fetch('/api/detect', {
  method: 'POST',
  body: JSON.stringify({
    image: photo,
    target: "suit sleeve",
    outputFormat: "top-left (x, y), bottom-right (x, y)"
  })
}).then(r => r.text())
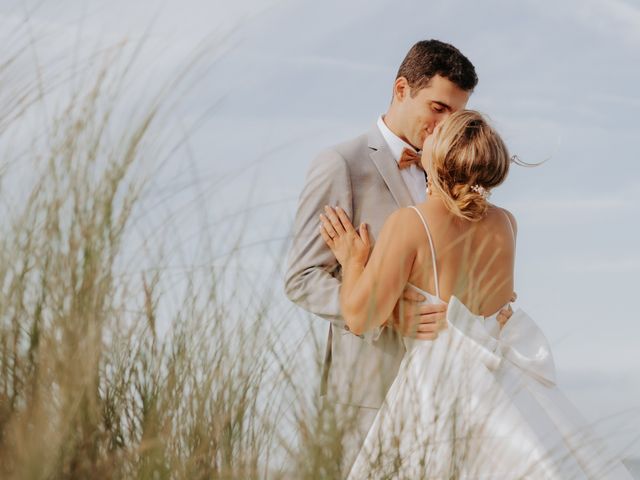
top-left (284, 149), bottom-right (352, 329)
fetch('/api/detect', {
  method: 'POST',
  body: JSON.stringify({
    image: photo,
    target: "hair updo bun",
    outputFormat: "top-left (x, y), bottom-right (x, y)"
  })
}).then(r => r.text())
top-left (426, 110), bottom-right (510, 222)
top-left (449, 183), bottom-right (489, 221)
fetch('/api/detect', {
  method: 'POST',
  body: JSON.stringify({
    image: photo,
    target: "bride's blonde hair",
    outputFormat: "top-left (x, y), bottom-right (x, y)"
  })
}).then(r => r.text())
top-left (426, 110), bottom-right (510, 221)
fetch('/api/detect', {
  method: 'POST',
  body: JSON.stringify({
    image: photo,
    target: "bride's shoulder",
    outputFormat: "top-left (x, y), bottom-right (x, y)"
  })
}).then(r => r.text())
top-left (380, 207), bottom-right (430, 240)
top-left (372, 208), bottom-right (426, 256)
top-left (384, 206), bottom-right (424, 229)
top-left (487, 204), bottom-right (517, 237)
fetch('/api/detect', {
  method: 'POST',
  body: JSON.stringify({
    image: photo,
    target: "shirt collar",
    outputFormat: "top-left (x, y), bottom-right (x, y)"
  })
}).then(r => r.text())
top-left (376, 114), bottom-right (417, 163)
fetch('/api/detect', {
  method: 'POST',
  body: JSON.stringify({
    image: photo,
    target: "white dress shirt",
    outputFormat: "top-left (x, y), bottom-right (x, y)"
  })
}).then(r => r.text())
top-left (376, 115), bottom-right (426, 204)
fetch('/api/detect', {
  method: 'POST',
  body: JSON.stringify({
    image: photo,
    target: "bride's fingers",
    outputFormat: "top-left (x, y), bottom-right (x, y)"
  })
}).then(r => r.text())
top-left (335, 207), bottom-right (356, 234)
top-left (319, 214), bottom-right (338, 239)
top-left (324, 206), bottom-right (346, 235)
top-left (319, 226), bottom-right (334, 247)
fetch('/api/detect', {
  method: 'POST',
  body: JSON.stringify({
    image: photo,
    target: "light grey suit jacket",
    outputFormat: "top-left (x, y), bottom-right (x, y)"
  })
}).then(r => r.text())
top-left (285, 124), bottom-right (423, 408)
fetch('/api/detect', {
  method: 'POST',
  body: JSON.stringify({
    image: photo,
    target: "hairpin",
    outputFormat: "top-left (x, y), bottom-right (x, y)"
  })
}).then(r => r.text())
top-left (471, 184), bottom-right (491, 199)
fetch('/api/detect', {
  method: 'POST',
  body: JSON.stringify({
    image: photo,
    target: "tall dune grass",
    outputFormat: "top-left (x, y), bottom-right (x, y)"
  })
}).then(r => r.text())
top-left (0, 32), bottom-right (310, 479)
top-left (1, 21), bottom-right (637, 480)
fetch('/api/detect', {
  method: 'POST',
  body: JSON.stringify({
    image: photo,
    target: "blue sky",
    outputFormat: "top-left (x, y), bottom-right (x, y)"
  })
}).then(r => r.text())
top-left (2, 0), bottom-right (639, 460)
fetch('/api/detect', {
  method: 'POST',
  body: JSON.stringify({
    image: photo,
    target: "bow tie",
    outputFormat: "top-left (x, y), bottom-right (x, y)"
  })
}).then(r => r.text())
top-left (398, 148), bottom-right (424, 171)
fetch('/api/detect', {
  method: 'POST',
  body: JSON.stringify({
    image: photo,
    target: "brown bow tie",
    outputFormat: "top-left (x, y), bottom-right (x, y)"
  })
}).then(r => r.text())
top-left (398, 148), bottom-right (424, 171)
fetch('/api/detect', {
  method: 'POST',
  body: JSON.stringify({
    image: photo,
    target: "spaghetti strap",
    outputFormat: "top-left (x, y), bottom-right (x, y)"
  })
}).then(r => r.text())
top-left (408, 206), bottom-right (440, 298)
top-left (501, 210), bottom-right (516, 245)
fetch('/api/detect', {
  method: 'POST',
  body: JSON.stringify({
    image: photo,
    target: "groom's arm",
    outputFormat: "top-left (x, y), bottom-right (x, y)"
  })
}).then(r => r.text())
top-left (285, 148), bottom-right (352, 329)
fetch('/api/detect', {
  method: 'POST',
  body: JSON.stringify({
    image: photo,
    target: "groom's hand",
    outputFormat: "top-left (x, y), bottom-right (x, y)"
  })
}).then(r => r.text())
top-left (387, 286), bottom-right (447, 340)
top-left (496, 291), bottom-right (518, 329)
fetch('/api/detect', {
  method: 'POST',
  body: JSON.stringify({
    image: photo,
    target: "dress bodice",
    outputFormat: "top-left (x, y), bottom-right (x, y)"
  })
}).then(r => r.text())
top-left (402, 282), bottom-right (504, 352)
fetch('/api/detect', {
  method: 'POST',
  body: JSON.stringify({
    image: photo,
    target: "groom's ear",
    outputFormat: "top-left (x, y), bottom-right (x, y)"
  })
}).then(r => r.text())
top-left (394, 77), bottom-right (410, 102)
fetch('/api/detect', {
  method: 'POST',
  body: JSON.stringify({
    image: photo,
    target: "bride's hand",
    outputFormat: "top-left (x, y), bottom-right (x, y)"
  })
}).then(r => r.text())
top-left (319, 206), bottom-right (370, 267)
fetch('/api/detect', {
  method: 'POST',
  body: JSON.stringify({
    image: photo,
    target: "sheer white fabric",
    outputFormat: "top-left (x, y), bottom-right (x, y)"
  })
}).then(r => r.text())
top-left (348, 291), bottom-right (633, 479)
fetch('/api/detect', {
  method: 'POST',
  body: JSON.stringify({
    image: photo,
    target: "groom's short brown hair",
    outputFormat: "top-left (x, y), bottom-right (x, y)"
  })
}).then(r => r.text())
top-left (397, 39), bottom-right (478, 94)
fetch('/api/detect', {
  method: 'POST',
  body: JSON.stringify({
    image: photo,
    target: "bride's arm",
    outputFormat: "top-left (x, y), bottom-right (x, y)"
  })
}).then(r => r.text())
top-left (320, 206), bottom-right (416, 335)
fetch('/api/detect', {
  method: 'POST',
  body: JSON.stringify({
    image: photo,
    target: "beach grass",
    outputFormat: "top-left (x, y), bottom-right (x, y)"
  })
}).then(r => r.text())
top-left (1, 20), bottom-right (638, 480)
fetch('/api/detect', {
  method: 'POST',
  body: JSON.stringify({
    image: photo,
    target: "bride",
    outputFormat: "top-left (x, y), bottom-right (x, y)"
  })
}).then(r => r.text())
top-left (319, 110), bottom-right (633, 479)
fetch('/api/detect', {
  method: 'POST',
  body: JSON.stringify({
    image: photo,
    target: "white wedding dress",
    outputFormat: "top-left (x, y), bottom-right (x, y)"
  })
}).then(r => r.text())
top-left (347, 206), bottom-right (633, 479)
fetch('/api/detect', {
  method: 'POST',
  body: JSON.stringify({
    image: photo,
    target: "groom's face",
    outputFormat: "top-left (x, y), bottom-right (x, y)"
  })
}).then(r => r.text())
top-left (395, 74), bottom-right (470, 149)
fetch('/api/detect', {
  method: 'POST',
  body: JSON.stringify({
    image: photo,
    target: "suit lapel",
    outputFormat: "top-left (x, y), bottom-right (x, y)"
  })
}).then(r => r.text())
top-left (367, 125), bottom-right (415, 208)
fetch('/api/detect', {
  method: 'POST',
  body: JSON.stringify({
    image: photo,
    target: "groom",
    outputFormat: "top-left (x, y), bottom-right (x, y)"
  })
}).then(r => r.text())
top-left (285, 39), bottom-right (511, 474)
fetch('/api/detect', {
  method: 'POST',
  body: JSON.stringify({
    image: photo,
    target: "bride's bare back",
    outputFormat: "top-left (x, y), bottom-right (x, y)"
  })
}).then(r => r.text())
top-left (404, 199), bottom-right (516, 317)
